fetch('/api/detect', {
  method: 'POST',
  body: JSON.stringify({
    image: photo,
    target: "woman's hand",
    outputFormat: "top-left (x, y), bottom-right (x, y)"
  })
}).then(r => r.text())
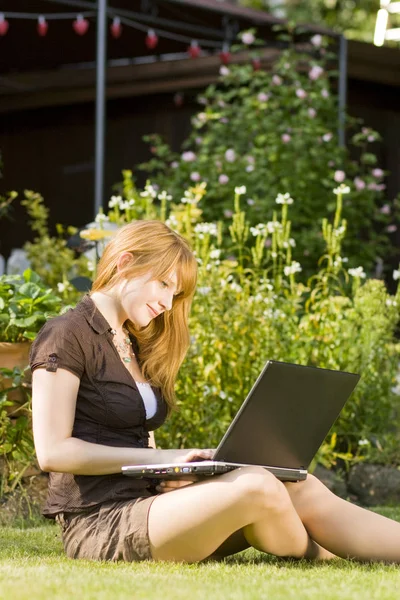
top-left (156, 448), bottom-right (215, 494)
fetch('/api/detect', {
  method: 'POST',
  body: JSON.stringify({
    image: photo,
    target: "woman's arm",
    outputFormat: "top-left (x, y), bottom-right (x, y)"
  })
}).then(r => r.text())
top-left (32, 368), bottom-right (187, 475)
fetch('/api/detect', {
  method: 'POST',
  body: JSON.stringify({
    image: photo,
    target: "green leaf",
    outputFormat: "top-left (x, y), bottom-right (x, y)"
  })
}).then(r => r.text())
top-left (18, 283), bottom-right (42, 300)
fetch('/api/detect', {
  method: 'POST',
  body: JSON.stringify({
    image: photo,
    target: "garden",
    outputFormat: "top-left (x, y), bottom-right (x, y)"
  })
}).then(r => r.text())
top-left (1, 24), bottom-right (400, 599)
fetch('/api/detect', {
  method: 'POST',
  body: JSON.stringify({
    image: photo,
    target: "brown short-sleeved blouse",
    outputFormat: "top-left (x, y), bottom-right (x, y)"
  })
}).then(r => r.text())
top-left (30, 294), bottom-right (168, 518)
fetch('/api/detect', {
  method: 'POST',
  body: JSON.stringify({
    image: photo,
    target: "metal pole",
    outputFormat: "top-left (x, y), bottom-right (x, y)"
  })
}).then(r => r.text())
top-left (338, 34), bottom-right (348, 148)
top-left (94, 0), bottom-right (107, 217)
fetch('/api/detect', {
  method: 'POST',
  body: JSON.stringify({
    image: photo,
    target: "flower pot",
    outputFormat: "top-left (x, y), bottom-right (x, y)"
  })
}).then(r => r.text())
top-left (0, 342), bottom-right (31, 415)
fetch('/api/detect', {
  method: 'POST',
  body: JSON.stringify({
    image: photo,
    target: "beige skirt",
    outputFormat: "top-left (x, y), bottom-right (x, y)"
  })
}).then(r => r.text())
top-left (55, 496), bottom-right (158, 562)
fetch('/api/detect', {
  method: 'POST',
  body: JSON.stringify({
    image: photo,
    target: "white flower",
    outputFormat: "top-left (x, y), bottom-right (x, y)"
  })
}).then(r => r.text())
top-left (386, 299), bottom-right (398, 307)
top-left (266, 221), bottom-right (282, 233)
top-left (241, 31), bottom-right (255, 45)
top-left (230, 282), bottom-right (242, 292)
top-left (348, 267), bottom-right (366, 279)
top-left (210, 249), bottom-right (221, 259)
top-left (234, 185), bottom-right (246, 195)
top-left (250, 223), bottom-right (268, 237)
top-left (197, 286), bottom-right (212, 296)
top-left (309, 65), bottom-right (324, 80)
top-left (108, 195), bottom-right (122, 208)
top-left (87, 260), bottom-right (95, 272)
top-left (322, 132), bottom-right (333, 142)
top-left (219, 66), bottom-right (230, 77)
top-left (219, 391), bottom-right (227, 399)
top-left (333, 184), bottom-right (351, 195)
top-left (95, 213), bottom-right (109, 224)
top-left (120, 201), bottom-right (131, 210)
top-left (225, 149), bottom-right (236, 163)
top-left (275, 193), bottom-right (294, 205)
top-left (57, 282), bottom-right (66, 293)
top-left (310, 34), bottom-right (322, 47)
top-left (158, 190), bottom-right (172, 201)
top-left (358, 438), bottom-right (369, 446)
top-left (140, 183), bottom-right (157, 198)
top-left (393, 269), bottom-right (400, 281)
top-left (284, 261), bottom-right (302, 276)
top-left (333, 225), bottom-right (346, 237)
top-left (194, 223), bottom-right (218, 237)
top-left (181, 151), bottom-right (197, 162)
top-left (165, 215), bottom-right (178, 228)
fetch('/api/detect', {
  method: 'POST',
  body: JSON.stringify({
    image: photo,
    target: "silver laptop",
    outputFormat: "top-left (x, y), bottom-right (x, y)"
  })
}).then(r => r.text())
top-left (122, 360), bottom-right (360, 482)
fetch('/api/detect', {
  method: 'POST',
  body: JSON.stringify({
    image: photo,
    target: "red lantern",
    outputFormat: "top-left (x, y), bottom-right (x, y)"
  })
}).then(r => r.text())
top-left (73, 14), bottom-right (89, 36)
top-left (145, 29), bottom-right (158, 49)
top-left (37, 16), bottom-right (48, 37)
top-left (252, 57), bottom-right (261, 71)
top-left (0, 14), bottom-right (9, 36)
top-left (219, 44), bottom-right (231, 65)
top-left (110, 17), bottom-right (122, 39)
top-left (188, 40), bottom-right (201, 58)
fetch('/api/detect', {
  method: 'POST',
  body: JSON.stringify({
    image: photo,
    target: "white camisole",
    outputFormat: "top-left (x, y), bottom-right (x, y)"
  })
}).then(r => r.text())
top-left (135, 381), bottom-right (157, 420)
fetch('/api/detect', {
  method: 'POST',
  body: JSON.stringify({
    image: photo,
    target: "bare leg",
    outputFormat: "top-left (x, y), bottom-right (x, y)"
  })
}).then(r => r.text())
top-left (148, 466), bottom-right (325, 562)
top-left (286, 474), bottom-right (400, 563)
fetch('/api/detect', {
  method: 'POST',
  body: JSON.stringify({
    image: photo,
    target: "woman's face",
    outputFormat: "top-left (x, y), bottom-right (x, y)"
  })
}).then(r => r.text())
top-left (118, 270), bottom-right (180, 328)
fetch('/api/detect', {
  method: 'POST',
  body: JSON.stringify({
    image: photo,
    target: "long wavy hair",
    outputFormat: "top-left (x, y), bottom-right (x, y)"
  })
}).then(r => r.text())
top-left (91, 220), bottom-right (197, 413)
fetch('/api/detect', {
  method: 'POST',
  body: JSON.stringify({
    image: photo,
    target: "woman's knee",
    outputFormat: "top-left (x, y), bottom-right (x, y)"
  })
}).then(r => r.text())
top-left (232, 466), bottom-right (291, 514)
top-left (285, 473), bottom-right (332, 517)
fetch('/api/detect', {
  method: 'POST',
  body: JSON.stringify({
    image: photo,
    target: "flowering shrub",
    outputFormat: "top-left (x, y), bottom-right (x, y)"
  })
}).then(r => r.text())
top-left (138, 30), bottom-right (399, 276)
top-left (96, 178), bottom-right (400, 468)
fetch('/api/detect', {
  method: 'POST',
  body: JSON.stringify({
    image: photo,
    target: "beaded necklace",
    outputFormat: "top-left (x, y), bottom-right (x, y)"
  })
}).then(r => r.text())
top-left (110, 326), bottom-right (135, 363)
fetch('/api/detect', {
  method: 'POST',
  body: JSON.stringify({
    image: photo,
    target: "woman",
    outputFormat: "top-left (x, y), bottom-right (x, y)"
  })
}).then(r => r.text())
top-left (31, 220), bottom-right (400, 563)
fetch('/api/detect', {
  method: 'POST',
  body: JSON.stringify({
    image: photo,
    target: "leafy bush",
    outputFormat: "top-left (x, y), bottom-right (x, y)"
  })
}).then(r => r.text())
top-left (136, 30), bottom-right (398, 276)
top-left (98, 178), bottom-right (400, 468)
top-left (0, 269), bottom-right (63, 343)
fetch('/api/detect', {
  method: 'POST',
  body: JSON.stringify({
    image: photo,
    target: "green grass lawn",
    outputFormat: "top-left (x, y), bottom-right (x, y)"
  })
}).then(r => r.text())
top-left (1, 508), bottom-right (399, 600)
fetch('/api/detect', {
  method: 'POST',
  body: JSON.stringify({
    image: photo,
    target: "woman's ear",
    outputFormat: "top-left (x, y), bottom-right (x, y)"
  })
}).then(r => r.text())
top-left (116, 251), bottom-right (133, 273)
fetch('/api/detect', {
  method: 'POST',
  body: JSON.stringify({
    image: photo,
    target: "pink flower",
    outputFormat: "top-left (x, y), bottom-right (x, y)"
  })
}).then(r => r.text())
top-left (219, 117), bottom-right (229, 124)
top-left (225, 149), bottom-right (236, 163)
top-left (321, 89), bottom-right (329, 98)
top-left (310, 34), bottom-right (322, 47)
top-left (195, 137), bottom-right (203, 145)
top-left (308, 108), bottom-right (317, 118)
top-left (354, 177), bottom-right (366, 191)
top-left (241, 31), bottom-right (255, 45)
top-left (219, 174), bottom-right (229, 184)
top-left (334, 170), bottom-right (346, 183)
top-left (257, 92), bottom-right (269, 102)
top-left (190, 172), bottom-right (201, 182)
top-left (296, 89), bottom-right (307, 99)
top-left (372, 168), bottom-right (384, 178)
top-left (322, 133), bottom-right (333, 142)
top-left (224, 209), bottom-right (233, 218)
top-left (246, 155), bottom-right (255, 164)
top-left (368, 182), bottom-right (379, 191)
top-left (367, 135), bottom-right (375, 142)
top-left (376, 184), bottom-right (386, 191)
top-left (281, 133), bottom-right (291, 143)
top-left (386, 224), bottom-right (398, 233)
top-left (181, 151), bottom-right (196, 162)
top-left (309, 65), bottom-right (324, 80)
top-left (246, 165), bottom-right (254, 172)
top-left (380, 204), bottom-right (391, 215)
top-left (272, 75), bottom-right (282, 86)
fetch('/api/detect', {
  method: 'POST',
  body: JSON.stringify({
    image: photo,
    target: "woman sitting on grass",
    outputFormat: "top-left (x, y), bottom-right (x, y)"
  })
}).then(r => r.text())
top-left (31, 220), bottom-right (400, 563)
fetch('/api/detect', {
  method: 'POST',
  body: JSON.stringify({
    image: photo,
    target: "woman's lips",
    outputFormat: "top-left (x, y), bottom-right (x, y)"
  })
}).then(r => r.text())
top-left (147, 305), bottom-right (159, 317)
